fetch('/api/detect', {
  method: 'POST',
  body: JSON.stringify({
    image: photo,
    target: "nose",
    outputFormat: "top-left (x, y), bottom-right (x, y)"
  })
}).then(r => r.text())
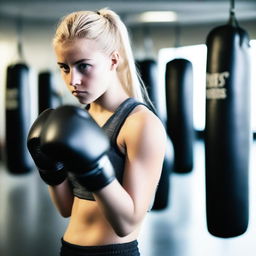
top-left (69, 68), bottom-right (82, 87)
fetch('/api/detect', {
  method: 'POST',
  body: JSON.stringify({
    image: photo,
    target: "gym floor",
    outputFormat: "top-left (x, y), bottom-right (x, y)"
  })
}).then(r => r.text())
top-left (1, 139), bottom-right (256, 256)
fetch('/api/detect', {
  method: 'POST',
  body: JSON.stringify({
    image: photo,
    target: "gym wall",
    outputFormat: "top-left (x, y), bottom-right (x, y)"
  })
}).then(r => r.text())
top-left (0, 15), bottom-right (255, 146)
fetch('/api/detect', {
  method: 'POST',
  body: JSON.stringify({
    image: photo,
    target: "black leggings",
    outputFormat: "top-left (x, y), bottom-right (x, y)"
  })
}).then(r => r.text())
top-left (60, 238), bottom-right (140, 256)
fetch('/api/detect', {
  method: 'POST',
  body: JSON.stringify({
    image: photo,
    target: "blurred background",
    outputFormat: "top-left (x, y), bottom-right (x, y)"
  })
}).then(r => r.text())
top-left (0, 0), bottom-right (256, 255)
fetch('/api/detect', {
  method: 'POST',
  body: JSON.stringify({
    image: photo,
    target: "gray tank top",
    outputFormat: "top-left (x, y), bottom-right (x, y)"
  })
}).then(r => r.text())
top-left (68, 98), bottom-right (148, 200)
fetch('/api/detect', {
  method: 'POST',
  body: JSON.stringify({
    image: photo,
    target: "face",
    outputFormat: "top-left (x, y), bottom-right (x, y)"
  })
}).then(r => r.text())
top-left (55, 38), bottom-right (117, 104)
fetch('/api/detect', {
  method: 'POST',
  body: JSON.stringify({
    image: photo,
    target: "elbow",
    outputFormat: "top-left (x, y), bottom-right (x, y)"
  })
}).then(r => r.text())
top-left (60, 212), bottom-right (71, 218)
top-left (55, 200), bottom-right (73, 218)
top-left (115, 228), bottom-right (133, 238)
top-left (112, 222), bottom-right (138, 237)
top-left (111, 213), bottom-right (144, 237)
top-left (57, 206), bottom-right (72, 218)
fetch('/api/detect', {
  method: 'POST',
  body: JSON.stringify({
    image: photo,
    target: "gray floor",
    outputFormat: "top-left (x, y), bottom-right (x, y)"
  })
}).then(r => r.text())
top-left (1, 140), bottom-right (256, 256)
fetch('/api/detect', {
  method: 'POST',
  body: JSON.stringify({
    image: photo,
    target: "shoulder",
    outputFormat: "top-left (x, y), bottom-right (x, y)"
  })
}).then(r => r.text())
top-left (121, 104), bottom-right (167, 155)
top-left (126, 104), bottom-right (164, 133)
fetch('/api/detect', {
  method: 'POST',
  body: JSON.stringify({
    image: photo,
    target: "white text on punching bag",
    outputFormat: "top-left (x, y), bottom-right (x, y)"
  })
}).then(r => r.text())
top-left (6, 88), bottom-right (18, 109)
top-left (206, 72), bottom-right (229, 99)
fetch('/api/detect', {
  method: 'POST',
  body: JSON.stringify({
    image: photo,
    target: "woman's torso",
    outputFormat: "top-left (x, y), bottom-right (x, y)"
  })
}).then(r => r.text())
top-left (63, 98), bottom-right (147, 246)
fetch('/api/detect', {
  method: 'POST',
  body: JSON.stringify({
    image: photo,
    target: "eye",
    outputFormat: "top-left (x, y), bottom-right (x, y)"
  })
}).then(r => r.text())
top-left (58, 64), bottom-right (70, 74)
top-left (78, 63), bottom-right (91, 73)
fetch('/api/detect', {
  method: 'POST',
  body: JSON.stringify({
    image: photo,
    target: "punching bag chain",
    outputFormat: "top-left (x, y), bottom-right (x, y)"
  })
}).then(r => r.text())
top-left (229, 0), bottom-right (238, 27)
top-left (16, 17), bottom-right (24, 61)
top-left (230, 0), bottom-right (235, 15)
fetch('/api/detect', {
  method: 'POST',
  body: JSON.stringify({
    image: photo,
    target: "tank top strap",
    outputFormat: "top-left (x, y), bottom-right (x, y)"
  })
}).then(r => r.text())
top-left (102, 98), bottom-right (149, 146)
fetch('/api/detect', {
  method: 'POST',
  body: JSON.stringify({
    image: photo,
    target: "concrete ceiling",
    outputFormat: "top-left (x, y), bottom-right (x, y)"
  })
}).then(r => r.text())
top-left (0, 0), bottom-right (255, 26)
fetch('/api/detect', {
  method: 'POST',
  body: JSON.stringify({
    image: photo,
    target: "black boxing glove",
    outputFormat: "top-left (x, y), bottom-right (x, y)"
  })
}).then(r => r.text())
top-left (40, 105), bottom-right (115, 191)
top-left (27, 109), bottom-right (67, 186)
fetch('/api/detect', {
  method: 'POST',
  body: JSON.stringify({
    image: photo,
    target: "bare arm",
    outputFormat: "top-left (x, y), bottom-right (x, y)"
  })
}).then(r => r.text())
top-left (94, 108), bottom-right (166, 237)
top-left (48, 179), bottom-right (74, 218)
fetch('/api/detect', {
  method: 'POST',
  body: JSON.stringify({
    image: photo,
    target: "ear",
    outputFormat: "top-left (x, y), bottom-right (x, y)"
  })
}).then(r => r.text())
top-left (110, 51), bottom-right (120, 70)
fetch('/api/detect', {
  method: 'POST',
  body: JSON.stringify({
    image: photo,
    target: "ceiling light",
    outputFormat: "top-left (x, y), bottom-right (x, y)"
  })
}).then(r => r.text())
top-left (139, 11), bottom-right (177, 23)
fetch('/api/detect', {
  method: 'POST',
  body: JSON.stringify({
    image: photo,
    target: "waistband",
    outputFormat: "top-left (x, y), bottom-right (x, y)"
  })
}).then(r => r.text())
top-left (61, 238), bottom-right (139, 255)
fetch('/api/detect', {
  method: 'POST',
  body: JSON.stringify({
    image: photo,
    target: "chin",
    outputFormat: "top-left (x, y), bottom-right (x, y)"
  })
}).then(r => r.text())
top-left (75, 95), bottom-right (90, 105)
top-left (76, 93), bottom-right (103, 105)
top-left (77, 99), bottom-right (90, 105)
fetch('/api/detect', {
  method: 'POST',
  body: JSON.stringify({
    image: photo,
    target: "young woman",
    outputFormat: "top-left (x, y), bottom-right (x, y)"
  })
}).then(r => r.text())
top-left (27, 8), bottom-right (166, 256)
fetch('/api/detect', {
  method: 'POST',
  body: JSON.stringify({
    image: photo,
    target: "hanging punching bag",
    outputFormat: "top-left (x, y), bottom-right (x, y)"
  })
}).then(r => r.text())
top-left (152, 136), bottom-right (174, 210)
top-left (165, 58), bottom-right (194, 174)
top-left (205, 6), bottom-right (251, 237)
top-left (38, 71), bottom-right (62, 114)
top-left (38, 71), bottom-right (54, 114)
top-left (137, 59), bottom-right (159, 113)
top-left (137, 59), bottom-right (174, 210)
top-left (5, 63), bottom-right (33, 174)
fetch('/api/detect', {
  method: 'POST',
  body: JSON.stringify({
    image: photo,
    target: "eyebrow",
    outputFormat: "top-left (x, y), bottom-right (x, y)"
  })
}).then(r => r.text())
top-left (57, 59), bottom-right (91, 65)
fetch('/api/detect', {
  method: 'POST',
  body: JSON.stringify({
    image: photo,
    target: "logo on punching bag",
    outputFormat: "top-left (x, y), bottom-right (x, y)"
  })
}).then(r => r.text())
top-left (206, 71), bottom-right (229, 99)
top-left (6, 88), bottom-right (19, 109)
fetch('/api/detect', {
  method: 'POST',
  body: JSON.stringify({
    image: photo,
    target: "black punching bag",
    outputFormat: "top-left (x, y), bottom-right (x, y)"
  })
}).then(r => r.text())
top-left (205, 7), bottom-right (250, 237)
top-left (38, 71), bottom-right (61, 114)
top-left (137, 59), bottom-right (174, 210)
top-left (152, 136), bottom-right (174, 210)
top-left (5, 63), bottom-right (33, 174)
top-left (137, 59), bottom-right (159, 113)
top-left (38, 71), bottom-right (53, 114)
top-left (165, 59), bottom-right (194, 173)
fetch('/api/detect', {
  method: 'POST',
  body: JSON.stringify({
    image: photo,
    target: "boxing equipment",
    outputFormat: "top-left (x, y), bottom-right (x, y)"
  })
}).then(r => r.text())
top-left (5, 63), bottom-right (33, 174)
top-left (152, 136), bottom-right (174, 210)
top-left (137, 59), bottom-right (174, 210)
top-left (0, 142), bottom-right (2, 161)
top-left (27, 108), bottom-right (67, 186)
top-left (205, 5), bottom-right (250, 237)
top-left (40, 105), bottom-right (115, 191)
top-left (38, 71), bottom-right (61, 114)
top-left (137, 59), bottom-right (159, 114)
top-left (165, 58), bottom-right (194, 173)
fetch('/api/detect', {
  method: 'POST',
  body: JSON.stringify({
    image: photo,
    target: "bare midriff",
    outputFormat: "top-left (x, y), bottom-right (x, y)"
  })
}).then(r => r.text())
top-left (63, 196), bottom-right (140, 246)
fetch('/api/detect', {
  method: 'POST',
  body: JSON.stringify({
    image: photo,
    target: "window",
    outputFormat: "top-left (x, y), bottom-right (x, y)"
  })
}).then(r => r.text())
top-left (158, 40), bottom-right (256, 132)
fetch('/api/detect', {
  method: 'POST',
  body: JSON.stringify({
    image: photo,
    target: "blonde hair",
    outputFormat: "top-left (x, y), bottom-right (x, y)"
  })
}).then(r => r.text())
top-left (53, 8), bottom-right (151, 104)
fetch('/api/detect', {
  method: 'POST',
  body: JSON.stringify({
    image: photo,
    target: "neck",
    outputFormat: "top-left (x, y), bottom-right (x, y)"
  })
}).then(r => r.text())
top-left (90, 75), bottom-right (130, 113)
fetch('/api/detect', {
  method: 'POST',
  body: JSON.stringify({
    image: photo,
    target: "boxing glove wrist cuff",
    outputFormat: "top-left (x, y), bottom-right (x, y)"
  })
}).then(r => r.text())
top-left (75, 155), bottom-right (116, 192)
top-left (39, 169), bottom-right (67, 186)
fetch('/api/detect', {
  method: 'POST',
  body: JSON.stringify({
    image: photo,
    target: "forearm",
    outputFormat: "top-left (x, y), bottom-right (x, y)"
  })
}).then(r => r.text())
top-left (48, 179), bottom-right (74, 218)
top-left (93, 179), bottom-right (144, 237)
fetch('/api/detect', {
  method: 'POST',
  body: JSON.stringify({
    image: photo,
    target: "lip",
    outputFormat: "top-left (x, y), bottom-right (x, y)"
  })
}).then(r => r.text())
top-left (72, 90), bottom-right (88, 95)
